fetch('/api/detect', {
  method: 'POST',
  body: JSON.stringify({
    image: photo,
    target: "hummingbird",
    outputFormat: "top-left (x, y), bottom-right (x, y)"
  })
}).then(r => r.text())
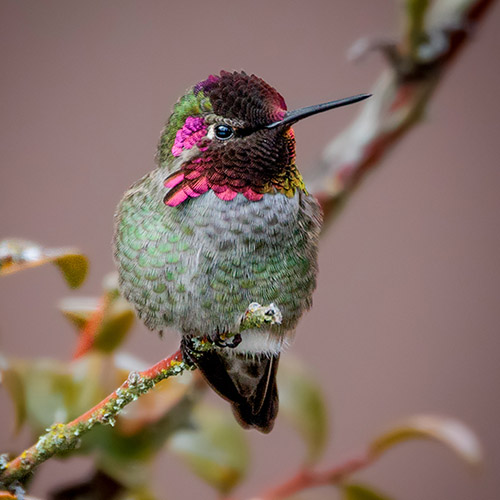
top-left (113, 71), bottom-right (369, 432)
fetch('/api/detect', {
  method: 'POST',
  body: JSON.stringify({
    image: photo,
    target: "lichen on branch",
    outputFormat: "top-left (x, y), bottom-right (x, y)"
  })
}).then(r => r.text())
top-left (0, 302), bottom-right (282, 488)
top-left (0, 350), bottom-right (186, 486)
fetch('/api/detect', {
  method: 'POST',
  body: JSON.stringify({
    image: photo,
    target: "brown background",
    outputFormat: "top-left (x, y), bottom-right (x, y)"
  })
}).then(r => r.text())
top-left (1, 1), bottom-right (500, 499)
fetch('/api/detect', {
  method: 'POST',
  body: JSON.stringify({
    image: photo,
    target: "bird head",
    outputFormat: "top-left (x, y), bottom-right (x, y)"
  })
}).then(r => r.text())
top-left (158, 71), bottom-right (369, 206)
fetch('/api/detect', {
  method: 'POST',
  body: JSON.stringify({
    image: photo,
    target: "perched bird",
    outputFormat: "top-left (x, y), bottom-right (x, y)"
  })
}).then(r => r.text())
top-left (114, 71), bottom-right (369, 432)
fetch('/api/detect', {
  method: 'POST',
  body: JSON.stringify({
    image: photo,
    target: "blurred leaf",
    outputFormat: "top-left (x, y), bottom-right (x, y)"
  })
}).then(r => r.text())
top-left (50, 470), bottom-right (158, 500)
top-left (0, 357), bottom-right (27, 431)
top-left (60, 296), bottom-right (135, 354)
top-left (50, 469), bottom-right (124, 500)
top-left (0, 239), bottom-right (88, 288)
top-left (370, 414), bottom-right (482, 466)
top-left (89, 393), bottom-right (194, 490)
top-left (5, 354), bottom-right (106, 435)
top-left (90, 454), bottom-right (152, 493)
top-left (116, 486), bottom-right (158, 500)
top-left (169, 404), bottom-right (249, 494)
top-left (343, 483), bottom-right (394, 500)
top-left (278, 357), bottom-right (328, 464)
top-left (9, 359), bottom-right (75, 433)
top-left (53, 254), bottom-right (89, 289)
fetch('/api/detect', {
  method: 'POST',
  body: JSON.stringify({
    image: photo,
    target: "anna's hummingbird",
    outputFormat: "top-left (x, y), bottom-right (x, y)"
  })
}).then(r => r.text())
top-left (114, 71), bottom-right (369, 432)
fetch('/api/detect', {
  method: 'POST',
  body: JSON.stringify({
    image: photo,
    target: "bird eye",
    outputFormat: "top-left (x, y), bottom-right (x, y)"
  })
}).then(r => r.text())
top-left (215, 124), bottom-right (234, 140)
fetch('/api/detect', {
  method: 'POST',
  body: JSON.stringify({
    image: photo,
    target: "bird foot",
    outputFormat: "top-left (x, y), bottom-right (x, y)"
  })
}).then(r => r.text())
top-left (214, 332), bottom-right (242, 349)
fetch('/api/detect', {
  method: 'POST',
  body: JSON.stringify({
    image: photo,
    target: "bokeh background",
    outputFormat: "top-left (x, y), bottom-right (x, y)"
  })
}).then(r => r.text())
top-left (1, 1), bottom-right (499, 499)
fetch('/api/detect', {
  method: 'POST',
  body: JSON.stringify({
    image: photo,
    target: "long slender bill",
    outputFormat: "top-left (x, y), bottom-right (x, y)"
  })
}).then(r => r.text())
top-left (265, 93), bottom-right (371, 129)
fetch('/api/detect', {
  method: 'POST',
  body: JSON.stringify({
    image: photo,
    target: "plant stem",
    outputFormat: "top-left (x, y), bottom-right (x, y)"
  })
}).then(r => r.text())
top-left (311, 0), bottom-right (496, 227)
top-left (252, 450), bottom-right (374, 500)
top-left (0, 350), bottom-right (186, 487)
top-left (72, 292), bottom-right (110, 359)
top-left (0, 301), bottom-right (282, 487)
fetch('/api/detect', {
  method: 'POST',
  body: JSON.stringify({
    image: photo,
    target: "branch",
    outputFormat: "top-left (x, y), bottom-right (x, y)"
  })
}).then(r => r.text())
top-left (0, 302), bottom-right (281, 488)
top-left (0, 350), bottom-right (186, 487)
top-left (310, 0), bottom-right (497, 226)
top-left (72, 292), bottom-right (110, 359)
top-left (252, 449), bottom-right (374, 500)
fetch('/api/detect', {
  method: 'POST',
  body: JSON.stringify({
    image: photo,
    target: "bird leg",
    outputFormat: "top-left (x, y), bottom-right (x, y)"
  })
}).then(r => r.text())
top-left (213, 330), bottom-right (242, 349)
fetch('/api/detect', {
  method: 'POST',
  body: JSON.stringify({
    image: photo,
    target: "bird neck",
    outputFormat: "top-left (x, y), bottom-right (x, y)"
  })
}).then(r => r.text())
top-left (163, 150), bottom-right (306, 206)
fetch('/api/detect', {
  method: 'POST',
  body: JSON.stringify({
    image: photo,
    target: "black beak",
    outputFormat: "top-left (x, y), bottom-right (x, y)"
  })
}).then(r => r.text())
top-left (265, 93), bottom-right (371, 129)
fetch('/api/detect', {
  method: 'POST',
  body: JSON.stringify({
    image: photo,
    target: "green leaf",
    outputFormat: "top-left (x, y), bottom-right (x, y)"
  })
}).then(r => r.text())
top-left (94, 303), bottom-right (134, 353)
top-left (25, 360), bottom-right (83, 431)
top-left (59, 296), bottom-right (135, 354)
top-left (53, 253), bottom-right (89, 288)
top-left (169, 404), bottom-right (250, 494)
top-left (9, 355), bottom-right (106, 435)
top-left (343, 483), bottom-right (394, 500)
top-left (1, 355), bottom-right (106, 436)
top-left (0, 357), bottom-right (27, 431)
top-left (370, 414), bottom-right (482, 467)
top-left (278, 357), bottom-right (328, 464)
top-left (0, 239), bottom-right (88, 288)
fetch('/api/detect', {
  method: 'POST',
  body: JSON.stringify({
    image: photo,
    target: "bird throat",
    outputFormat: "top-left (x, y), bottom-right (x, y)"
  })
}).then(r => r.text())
top-left (163, 127), bottom-right (306, 207)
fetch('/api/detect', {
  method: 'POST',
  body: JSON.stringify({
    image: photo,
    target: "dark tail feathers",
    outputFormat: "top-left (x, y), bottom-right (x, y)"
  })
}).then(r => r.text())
top-left (182, 341), bottom-right (279, 433)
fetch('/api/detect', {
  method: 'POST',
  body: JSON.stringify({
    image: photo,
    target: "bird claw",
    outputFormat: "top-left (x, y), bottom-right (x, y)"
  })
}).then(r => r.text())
top-left (214, 332), bottom-right (242, 349)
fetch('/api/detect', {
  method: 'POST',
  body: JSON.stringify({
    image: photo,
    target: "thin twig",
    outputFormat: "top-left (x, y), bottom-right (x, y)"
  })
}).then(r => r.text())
top-left (0, 491), bottom-right (16, 499)
top-left (311, 0), bottom-right (496, 226)
top-left (0, 302), bottom-right (281, 487)
top-left (72, 292), bottom-right (110, 359)
top-left (0, 350), bottom-right (186, 487)
top-left (252, 449), bottom-right (374, 500)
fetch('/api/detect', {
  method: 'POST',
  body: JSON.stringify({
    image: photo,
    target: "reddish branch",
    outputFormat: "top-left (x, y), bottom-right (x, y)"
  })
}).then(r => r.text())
top-left (254, 450), bottom-right (374, 500)
top-left (311, 0), bottom-right (497, 225)
top-left (252, 2), bottom-right (497, 499)
top-left (72, 293), bottom-right (110, 359)
top-left (68, 349), bottom-right (183, 427)
top-left (0, 492), bottom-right (16, 500)
top-left (0, 302), bottom-right (280, 487)
top-left (0, 350), bottom-right (185, 487)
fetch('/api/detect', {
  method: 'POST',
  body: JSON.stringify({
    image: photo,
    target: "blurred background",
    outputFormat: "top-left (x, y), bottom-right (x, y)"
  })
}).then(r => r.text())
top-left (1, 1), bottom-right (499, 499)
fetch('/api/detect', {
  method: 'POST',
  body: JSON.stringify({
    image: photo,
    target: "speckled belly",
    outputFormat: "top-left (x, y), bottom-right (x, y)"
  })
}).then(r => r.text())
top-left (114, 168), bottom-right (321, 344)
